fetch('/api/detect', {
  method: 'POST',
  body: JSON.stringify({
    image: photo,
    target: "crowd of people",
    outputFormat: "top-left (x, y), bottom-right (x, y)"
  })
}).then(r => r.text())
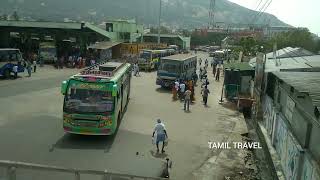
top-left (170, 57), bottom-right (223, 112)
top-left (55, 54), bottom-right (100, 69)
top-left (153, 55), bottom-right (223, 154)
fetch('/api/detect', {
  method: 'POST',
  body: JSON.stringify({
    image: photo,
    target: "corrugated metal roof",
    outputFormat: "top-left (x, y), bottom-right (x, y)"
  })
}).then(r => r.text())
top-left (264, 55), bottom-right (320, 72)
top-left (249, 47), bottom-right (315, 67)
top-left (163, 54), bottom-right (196, 61)
top-left (84, 23), bottom-right (113, 39)
top-left (0, 20), bottom-right (81, 29)
top-left (273, 72), bottom-right (320, 109)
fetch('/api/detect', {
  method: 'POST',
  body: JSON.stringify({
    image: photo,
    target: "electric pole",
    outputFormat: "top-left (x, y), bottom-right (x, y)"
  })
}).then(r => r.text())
top-left (209, 0), bottom-right (216, 28)
top-left (158, 0), bottom-right (162, 44)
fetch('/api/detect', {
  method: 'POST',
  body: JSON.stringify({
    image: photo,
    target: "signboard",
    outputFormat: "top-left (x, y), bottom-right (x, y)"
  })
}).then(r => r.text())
top-left (80, 70), bottom-right (113, 77)
top-left (274, 115), bottom-right (288, 169)
top-left (285, 133), bottom-right (302, 180)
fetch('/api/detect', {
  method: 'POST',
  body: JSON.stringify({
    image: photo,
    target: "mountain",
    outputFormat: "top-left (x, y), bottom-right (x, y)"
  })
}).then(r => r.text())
top-left (0, 0), bottom-right (290, 28)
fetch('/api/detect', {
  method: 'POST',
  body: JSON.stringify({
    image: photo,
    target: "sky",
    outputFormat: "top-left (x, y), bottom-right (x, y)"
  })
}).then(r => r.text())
top-left (228, 0), bottom-right (320, 35)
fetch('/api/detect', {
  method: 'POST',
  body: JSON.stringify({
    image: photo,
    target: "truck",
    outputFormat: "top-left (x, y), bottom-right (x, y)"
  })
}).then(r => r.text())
top-left (156, 54), bottom-right (197, 88)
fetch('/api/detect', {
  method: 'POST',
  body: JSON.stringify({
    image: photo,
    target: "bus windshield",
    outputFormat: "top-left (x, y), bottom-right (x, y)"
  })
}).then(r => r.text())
top-left (139, 51), bottom-right (151, 60)
top-left (159, 60), bottom-right (181, 73)
top-left (64, 84), bottom-right (114, 113)
top-left (0, 49), bottom-right (22, 63)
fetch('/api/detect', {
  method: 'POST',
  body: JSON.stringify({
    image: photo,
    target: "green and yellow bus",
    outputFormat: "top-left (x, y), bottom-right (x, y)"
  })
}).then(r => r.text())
top-left (61, 62), bottom-right (132, 135)
top-left (138, 49), bottom-right (176, 71)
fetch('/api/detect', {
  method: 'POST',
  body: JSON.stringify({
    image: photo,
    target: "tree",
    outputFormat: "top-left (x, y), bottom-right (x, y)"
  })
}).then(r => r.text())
top-left (270, 29), bottom-right (317, 53)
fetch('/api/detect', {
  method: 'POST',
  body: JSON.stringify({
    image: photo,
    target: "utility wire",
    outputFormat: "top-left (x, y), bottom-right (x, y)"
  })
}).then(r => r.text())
top-left (255, 0), bottom-right (273, 23)
top-left (251, 0), bottom-right (269, 24)
top-left (251, 0), bottom-right (272, 24)
top-left (254, 0), bottom-right (263, 11)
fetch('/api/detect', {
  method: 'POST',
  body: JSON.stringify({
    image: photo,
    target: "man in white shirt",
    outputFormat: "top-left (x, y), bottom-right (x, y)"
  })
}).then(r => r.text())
top-left (179, 81), bottom-right (186, 100)
top-left (33, 60), bottom-right (37, 73)
top-left (174, 80), bottom-right (179, 91)
top-left (184, 89), bottom-right (192, 111)
top-left (152, 119), bottom-right (168, 153)
top-left (12, 65), bottom-right (18, 79)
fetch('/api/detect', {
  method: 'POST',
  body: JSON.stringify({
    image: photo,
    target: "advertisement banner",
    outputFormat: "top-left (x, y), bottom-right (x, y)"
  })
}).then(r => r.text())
top-left (274, 115), bottom-right (288, 169)
top-left (285, 133), bottom-right (303, 180)
top-left (301, 156), bottom-right (313, 180)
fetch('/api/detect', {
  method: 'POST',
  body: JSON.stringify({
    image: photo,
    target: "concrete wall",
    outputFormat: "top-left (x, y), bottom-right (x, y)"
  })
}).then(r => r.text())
top-left (262, 78), bottom-right (320, 180)
top-left (309, 124), bottom-right (320, 165)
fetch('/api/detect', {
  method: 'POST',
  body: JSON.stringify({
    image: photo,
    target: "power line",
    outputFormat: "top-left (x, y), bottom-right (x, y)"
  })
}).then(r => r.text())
top-left (251, 0), bottom-right (272, 25)
top-left (254, 0), bottom-right (263, 11)
top-left (250, 0), bottom-right (268, 24)
top-left (255, 0), bottom-right (273, 24)
top-left (209, 0), bottom-right (216, 28)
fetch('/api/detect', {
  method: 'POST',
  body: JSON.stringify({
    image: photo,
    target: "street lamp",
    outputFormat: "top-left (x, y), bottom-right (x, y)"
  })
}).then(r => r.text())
top-left (158, 0), bottom-right (162, 44)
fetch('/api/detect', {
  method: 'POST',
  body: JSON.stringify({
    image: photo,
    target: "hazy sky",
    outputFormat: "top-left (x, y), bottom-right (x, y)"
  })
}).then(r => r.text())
top-left (228, 0), bottom-right (320, 35)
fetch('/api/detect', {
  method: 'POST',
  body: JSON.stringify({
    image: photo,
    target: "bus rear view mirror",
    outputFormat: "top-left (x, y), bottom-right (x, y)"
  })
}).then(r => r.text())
top-left (61, 80), bottom-right (68, 95)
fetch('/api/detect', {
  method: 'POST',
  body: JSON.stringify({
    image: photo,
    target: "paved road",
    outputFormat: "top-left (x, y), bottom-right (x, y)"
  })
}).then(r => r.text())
top-left (0, 53), bottom-right (248, 180)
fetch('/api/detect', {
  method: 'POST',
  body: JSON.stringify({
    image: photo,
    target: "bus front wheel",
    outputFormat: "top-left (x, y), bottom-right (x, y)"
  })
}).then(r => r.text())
top-left (4, 69), bottom-right (10, 79)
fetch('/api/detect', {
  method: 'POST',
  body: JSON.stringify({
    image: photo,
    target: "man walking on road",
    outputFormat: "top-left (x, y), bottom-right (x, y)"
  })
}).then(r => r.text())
top-left (33, 60), bottom-right (37, 73)
top-left (152, 119), bottom-right (168, 153)
top-left (216, 62), bottom-right (222, 81)
top-left (179, 80), bottom-right (186, 100)
top-left (27, 61), bottom-right (32, 77)
top-left (184, 88), bottom-right (192, 111)
top-left (12, 65), bottom-right (18, 79)
top-left (173, 80), bottom-right (179, 100)
top-left (201, 86), bottom-right (210, 106)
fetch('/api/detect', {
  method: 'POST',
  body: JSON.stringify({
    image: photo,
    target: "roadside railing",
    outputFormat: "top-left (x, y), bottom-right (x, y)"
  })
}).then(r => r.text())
top-left (0, 160), bottom-right (167, 180)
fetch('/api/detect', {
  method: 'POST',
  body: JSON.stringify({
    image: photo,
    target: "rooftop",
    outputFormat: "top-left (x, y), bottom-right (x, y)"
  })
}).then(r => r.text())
top-left (249, 47), bottom-right (320, 72)
top-left (273, 71), bottom-right (320, 110)
top-left (0, 20), bottom-right (113, 40)
top-left (162, 54), bottom-right (196, 61)
top-left (249, 47), bottom-right (314, 67)
top-left (88, 41), bottom-right (122, 50)
top-left (0, 20), bottom-right (81, 29)
top-left (264, 55), bottom-right (320, 72)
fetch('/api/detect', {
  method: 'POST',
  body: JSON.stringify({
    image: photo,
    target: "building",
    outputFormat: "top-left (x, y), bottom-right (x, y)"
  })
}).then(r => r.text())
top-left (141, 34), bottom-right (191, 50)
top-left (262, 72), bottom-right (320, 180)
top-left (103, 19), bottom-right (144, 43)
top-left (250, 49), bottom-right (320, 180)
top-left (263, 26), bottom-right (307, 39)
